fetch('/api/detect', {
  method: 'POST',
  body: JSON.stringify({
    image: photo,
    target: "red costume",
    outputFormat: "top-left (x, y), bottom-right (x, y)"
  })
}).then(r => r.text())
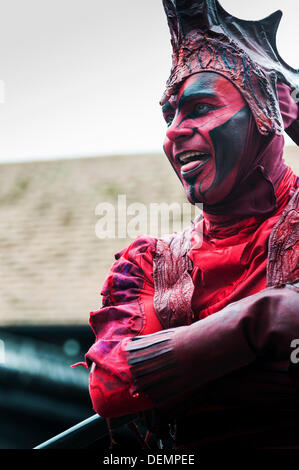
top-left (76, 0), bottom-right (299, 449)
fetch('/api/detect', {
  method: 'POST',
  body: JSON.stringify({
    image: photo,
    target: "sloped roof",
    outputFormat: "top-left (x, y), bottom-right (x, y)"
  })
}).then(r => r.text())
top-left (0, 153), bottom-right (186, 325)
top-left (0, 149), bottom-right (297, 325)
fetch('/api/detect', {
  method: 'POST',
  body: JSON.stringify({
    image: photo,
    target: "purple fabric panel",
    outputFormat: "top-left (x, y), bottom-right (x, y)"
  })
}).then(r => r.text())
top-left (101, 256), bottom-right (145, 306)
top-left (277, 82), bottom-right (299, 130)
top-left (84, 236), bottom-right (156, 372)
top-left (101, 236), bottom-right (155, 306)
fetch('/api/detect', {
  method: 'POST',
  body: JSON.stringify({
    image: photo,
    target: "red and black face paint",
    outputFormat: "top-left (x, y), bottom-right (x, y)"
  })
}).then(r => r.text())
top-left (163, 72), bottom-right (252, 206)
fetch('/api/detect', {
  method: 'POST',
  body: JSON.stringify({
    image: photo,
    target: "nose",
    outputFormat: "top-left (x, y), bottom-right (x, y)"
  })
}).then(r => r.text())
top-left (166, 123), bottom-right (194, 142)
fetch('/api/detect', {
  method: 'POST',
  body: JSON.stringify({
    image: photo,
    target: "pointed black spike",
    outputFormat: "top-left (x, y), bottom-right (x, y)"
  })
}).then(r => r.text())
top-left (260, 9), bottom-right (282, 33)
top-left (260, 10), bottom-right (284, 61)
top-left (161, 0), bottom-right (299, 142)
top-left (212, 4), bottom-right (284, 63)
top-left (214, 2), bottom-right (281, 46)
top-left (162, 0), bottom-right (181, 49)
top-left (170, 0), bottom-right (218, 35)
top-left (259, 10), bottom-right (282, 52)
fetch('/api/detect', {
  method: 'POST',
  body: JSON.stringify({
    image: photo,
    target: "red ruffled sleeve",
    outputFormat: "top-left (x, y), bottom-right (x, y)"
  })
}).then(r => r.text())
top-left (84, 235), bottom-right (162, 418)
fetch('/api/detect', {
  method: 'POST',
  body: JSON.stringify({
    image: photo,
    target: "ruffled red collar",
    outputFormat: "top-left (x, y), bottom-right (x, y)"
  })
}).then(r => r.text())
top-left (201, 167), bottom-right (297, 240)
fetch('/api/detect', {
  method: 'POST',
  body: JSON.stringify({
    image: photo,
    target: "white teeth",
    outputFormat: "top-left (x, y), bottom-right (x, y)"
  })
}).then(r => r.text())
top-left (178, 151), bottom-right (209, 164)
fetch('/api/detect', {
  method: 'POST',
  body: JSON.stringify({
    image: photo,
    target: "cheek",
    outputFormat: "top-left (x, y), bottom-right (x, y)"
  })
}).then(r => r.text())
top-left (211, 106), bottom-right (250, 169)
top-left (163, 136), bottom-right (172, 158)
top-left (202, 106), bottom-right (251, 193)
top-left (195, 104), bottom-right (246, 136)
top-left (163, 105), bottom-right (251, 204)
top-left (191, 106), bottom-right (251, 202)
top-left (163, 138), bottom-right (181, 177)
top-left (163, 133), bottom-right (185, 172)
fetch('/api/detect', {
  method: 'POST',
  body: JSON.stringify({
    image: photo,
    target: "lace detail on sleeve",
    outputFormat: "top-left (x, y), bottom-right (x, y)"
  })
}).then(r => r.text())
top-left (267, 188), bottom-right (299, 287)
top-left (153, 223), bottom-right (196, 329)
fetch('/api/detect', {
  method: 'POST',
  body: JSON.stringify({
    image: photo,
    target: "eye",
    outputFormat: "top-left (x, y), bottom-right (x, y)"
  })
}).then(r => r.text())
top-left (164, 114), bottom-right (175, 126)
top-left (194, 103), bottom-right (214, 115)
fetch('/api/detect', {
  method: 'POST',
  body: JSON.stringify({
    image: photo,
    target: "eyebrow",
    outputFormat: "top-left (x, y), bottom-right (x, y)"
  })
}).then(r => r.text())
top-left (162, 101), bottom-right (175, 114)
top-left (178, 90), bottom-right (217, 110)
top-left (162, 82), bottom-right (218, 114)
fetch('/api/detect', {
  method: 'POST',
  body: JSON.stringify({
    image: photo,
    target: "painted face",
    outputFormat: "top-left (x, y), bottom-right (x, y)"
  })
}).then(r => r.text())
top-left (163, 72), bottom-right (252, 205)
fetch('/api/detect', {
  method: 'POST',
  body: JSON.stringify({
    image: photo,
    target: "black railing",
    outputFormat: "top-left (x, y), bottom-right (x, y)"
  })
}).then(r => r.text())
top-left (34, 413), bottom-right (136, 449)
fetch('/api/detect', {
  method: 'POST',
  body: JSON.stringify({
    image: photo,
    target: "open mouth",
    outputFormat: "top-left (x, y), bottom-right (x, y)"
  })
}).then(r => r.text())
top-left (177, 151), bottom-right (210, 165)
top-left (176, 150), bottom-right (211, 176)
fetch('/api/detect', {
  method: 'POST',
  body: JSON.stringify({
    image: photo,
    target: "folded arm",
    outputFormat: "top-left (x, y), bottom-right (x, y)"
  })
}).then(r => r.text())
top-left (126, 281), bottom-right (299, 410)
top-left (83, 236), bottom-right (162, 418)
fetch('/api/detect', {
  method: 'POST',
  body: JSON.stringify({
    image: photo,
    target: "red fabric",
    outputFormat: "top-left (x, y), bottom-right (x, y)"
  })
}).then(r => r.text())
top-left (82, 169), bottom-right (297, 419)
top-left (84, 236), bottom-right (162, 418)
top-left (189, 167), bottom-right (298, 319)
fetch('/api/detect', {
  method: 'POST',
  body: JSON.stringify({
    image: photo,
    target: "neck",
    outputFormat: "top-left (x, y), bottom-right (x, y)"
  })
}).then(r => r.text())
top-left (203, 133), bottom-right (289, 220)
top-left (203, 166), bottom-right (297, 235)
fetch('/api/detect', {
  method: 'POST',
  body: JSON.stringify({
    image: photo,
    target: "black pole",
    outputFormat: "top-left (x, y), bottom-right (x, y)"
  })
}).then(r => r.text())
top-left (34, 413), bottom-right (135, 449)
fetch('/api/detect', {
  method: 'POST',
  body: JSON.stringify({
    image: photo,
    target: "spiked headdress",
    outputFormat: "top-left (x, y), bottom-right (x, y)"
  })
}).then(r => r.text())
top-left (161, 0), bottom-right (299, 142)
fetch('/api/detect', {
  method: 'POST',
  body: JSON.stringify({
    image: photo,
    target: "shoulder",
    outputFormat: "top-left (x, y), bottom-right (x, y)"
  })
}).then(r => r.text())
top-left (101, 235), bottom-right (157, 306)
top-left (116, 234), bottom-right (157, 260)
top-left (87, 234), bottom-right (160, 365)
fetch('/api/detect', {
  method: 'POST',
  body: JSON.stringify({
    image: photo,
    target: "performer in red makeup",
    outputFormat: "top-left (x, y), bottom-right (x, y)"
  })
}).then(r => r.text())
top-left (78, 1), bottom-right (299, 449)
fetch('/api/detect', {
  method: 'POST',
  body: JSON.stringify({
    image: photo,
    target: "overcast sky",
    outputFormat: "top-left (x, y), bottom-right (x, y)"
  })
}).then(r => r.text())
top-left (0, 0), bottom-right (298, 163)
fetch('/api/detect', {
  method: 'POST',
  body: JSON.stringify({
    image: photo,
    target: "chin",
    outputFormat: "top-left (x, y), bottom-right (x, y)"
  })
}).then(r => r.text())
top-left (184, 184), bottom-right (204, 205)
top-left (187, 194), bottom-right (202, 205)
top-left (184, 184), bottom-right (226, 206)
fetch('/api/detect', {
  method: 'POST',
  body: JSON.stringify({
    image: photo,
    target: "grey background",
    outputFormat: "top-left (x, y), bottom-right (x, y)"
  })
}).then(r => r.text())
top-left (0, 0), bottom-right (298, 163)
